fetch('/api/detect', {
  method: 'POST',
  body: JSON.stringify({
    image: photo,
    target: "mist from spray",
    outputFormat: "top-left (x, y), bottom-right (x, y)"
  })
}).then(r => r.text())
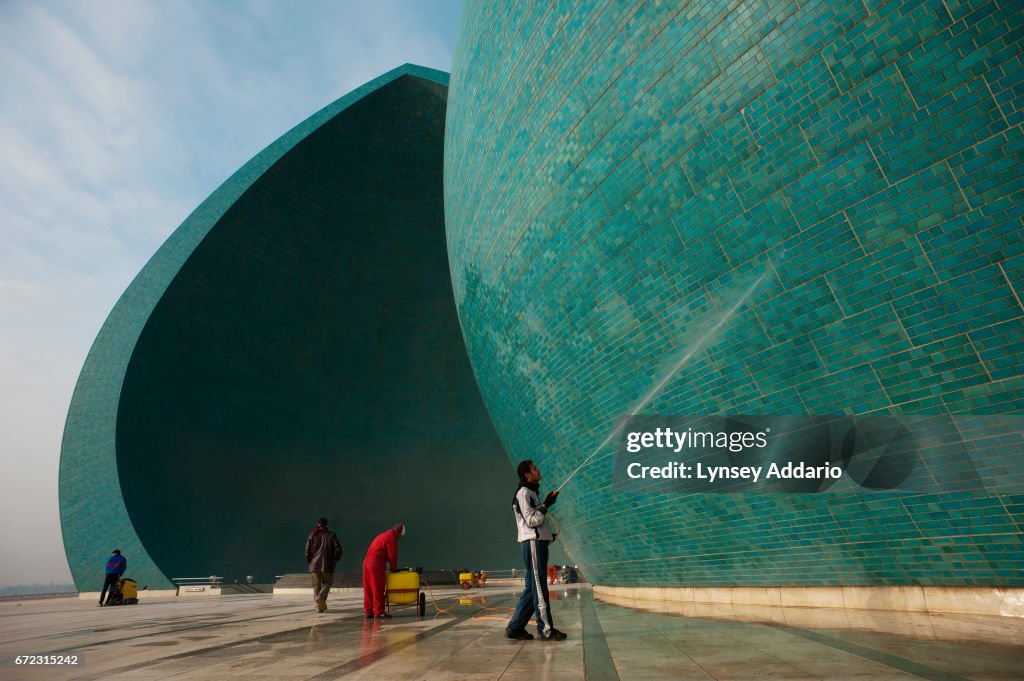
top-left (555, 264), bottom-right (774, 492)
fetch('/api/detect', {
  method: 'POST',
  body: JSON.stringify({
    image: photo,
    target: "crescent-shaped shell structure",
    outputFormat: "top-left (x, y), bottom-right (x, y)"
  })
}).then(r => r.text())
top-left (60, 65), bottom-right (517, 590)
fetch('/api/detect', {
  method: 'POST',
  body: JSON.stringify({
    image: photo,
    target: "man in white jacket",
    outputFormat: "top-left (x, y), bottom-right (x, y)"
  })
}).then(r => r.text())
top-left (506, 460), bottom-right (568, 641)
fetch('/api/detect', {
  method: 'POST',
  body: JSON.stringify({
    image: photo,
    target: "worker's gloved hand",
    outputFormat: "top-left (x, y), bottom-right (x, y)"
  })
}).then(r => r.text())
top-left (544, 491), bottom-right (559, 508)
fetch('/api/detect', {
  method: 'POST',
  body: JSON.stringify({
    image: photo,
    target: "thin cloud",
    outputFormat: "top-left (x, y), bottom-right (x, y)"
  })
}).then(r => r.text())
top-left (0, 0), bottom-right (462, 586)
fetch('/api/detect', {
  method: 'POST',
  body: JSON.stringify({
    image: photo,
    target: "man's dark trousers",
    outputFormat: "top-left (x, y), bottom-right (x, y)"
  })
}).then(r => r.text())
top-left (99, 574), bottom-right (120, 605)
top-left (508, 539), bottom-right (553, 636)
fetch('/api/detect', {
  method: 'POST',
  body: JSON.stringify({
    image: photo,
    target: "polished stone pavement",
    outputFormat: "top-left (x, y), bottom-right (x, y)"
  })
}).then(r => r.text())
top-left (0, 585), bottom-right (1021, 680)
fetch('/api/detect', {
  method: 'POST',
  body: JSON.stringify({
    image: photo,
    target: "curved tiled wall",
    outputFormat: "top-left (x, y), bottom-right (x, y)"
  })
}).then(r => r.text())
top-left (60, 66), bottom-right (517, 590)
top-left (445, 1), bottom-right (1024, 585)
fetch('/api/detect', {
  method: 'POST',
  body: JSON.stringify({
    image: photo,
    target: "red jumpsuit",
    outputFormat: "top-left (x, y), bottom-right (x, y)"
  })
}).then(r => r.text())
top-left (363, 527), bottom-right (399, 616)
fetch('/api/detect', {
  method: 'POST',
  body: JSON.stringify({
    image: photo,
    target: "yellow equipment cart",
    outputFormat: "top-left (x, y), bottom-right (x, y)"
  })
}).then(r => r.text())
top-left (386, 569), bottom-right (426, 616)
top-left (120, 578), bottom-right (139, 604)
top-left (105, 578), bottom-right (139, 606)
top-left (459, 571), bottom-right (488, 589)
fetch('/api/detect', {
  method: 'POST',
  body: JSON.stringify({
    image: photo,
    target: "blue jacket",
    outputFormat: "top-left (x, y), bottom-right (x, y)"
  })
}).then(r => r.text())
top-left (104, 554), bottom-right (127, 576)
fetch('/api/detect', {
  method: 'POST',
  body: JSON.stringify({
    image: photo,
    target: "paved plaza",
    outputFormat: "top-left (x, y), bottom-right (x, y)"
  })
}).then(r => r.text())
top-left (1, 585), bottom-right (1022, 680)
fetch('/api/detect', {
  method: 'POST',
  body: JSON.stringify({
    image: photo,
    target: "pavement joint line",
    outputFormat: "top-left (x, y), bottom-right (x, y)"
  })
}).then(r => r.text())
top-left (595, 599), bottom-right (988, 681)
top-left (582, 591), bottom-right (620, 681)
top-left (304, 601), bottom-right (503, 680)
top-left (4, 589), bottom-right (1020, 679)
top-left (406, 609), bottom-right (505, 680)
top-left (763, 623), bottom-right (977, 681)
top-left (5, 602), bottom-right (321, 654)
top-left (63, 604), bottom-right (459, 681)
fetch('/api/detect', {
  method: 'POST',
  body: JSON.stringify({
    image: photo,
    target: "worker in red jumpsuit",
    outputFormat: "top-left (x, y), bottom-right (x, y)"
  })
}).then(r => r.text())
top-left (363, 523), bottom-right (405, 618)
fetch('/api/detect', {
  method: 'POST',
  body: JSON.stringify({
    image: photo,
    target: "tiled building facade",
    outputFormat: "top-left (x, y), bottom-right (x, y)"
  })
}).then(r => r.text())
top-left (61, 2), bottom-right (1023, 590)
top-left (445, 0), bottom-right (1024, 585)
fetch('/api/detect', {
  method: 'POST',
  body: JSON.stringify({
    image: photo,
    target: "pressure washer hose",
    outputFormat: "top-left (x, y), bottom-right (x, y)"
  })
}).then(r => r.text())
top-left (418, 576), bottom-right (514, 619)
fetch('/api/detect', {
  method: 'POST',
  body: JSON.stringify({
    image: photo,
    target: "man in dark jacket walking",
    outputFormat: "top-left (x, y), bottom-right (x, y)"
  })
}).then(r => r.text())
top-left (305, 517), bottom-right (342, 613)
top-left (99, 549), bottom-right (127, 606)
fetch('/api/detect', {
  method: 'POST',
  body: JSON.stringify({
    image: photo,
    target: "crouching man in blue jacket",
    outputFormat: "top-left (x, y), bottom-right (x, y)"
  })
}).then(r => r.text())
top-left (506, 460), bottom-right (568, 641)
top-left (99, 549), bottom-right (126, 606)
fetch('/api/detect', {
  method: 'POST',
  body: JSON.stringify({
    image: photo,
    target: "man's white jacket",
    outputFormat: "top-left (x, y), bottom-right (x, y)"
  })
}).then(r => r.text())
top-left (513, 483), bottom-right (554, 542)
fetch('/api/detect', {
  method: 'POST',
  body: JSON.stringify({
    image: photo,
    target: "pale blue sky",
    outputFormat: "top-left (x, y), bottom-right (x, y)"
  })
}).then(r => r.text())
top-left (0, 0), bottom-right (464, 586)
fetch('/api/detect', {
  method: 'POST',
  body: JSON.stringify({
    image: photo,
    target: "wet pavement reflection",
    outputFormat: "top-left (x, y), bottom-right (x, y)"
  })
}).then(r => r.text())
top-left (0, 586), bottom-right (1021, 680)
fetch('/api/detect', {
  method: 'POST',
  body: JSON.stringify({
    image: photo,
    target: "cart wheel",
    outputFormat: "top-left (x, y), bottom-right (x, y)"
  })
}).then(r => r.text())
top-left (418, 592), bottom-right (426, 616)
top-left (461, 581), bottom-right (471, 590)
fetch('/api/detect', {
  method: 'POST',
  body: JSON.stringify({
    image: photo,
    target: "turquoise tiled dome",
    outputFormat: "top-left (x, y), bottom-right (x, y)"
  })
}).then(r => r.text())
top-left (445, 1), bottom-right (1024, 585)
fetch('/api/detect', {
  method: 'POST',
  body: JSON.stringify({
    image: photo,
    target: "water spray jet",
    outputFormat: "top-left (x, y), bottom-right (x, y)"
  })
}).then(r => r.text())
top-left (554, 262), bottom-right (775, 493)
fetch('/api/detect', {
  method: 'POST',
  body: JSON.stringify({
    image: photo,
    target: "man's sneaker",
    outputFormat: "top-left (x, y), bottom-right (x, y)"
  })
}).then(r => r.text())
top-left (505, 627), bottom-right (534, 640)
top-left (544, 628), bottom-right (568, 641)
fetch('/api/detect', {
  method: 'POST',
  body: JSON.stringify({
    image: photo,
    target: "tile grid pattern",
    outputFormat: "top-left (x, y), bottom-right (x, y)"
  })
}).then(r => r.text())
top-left (445, 0), bottom-right (1024, 585)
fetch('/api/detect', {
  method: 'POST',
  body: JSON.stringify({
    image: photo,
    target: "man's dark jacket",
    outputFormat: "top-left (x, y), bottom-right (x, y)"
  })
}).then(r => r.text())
top-left (306, 528), bottom-right (342, 572)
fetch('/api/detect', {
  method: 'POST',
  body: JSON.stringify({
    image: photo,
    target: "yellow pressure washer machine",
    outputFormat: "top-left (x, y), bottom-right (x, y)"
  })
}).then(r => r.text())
top-left (385, 569), bottom-right (426, 616)
top-left (459, 571), bottom-right (488, 589)
top-left (105, 578), bottom-right (139, 606)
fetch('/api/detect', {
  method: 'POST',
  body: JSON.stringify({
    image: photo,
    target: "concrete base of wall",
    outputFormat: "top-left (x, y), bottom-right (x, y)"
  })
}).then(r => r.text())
top-left (177, 586), bottom-right (222, 597)
top-left (482, 579), bottom-right (522, 587)
top-left (593, 585), bottom-right (1024, 618)
top-left (273, 587), bottom-right (363, 596)
top-left (78, 590), bottom-right (178, 601)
